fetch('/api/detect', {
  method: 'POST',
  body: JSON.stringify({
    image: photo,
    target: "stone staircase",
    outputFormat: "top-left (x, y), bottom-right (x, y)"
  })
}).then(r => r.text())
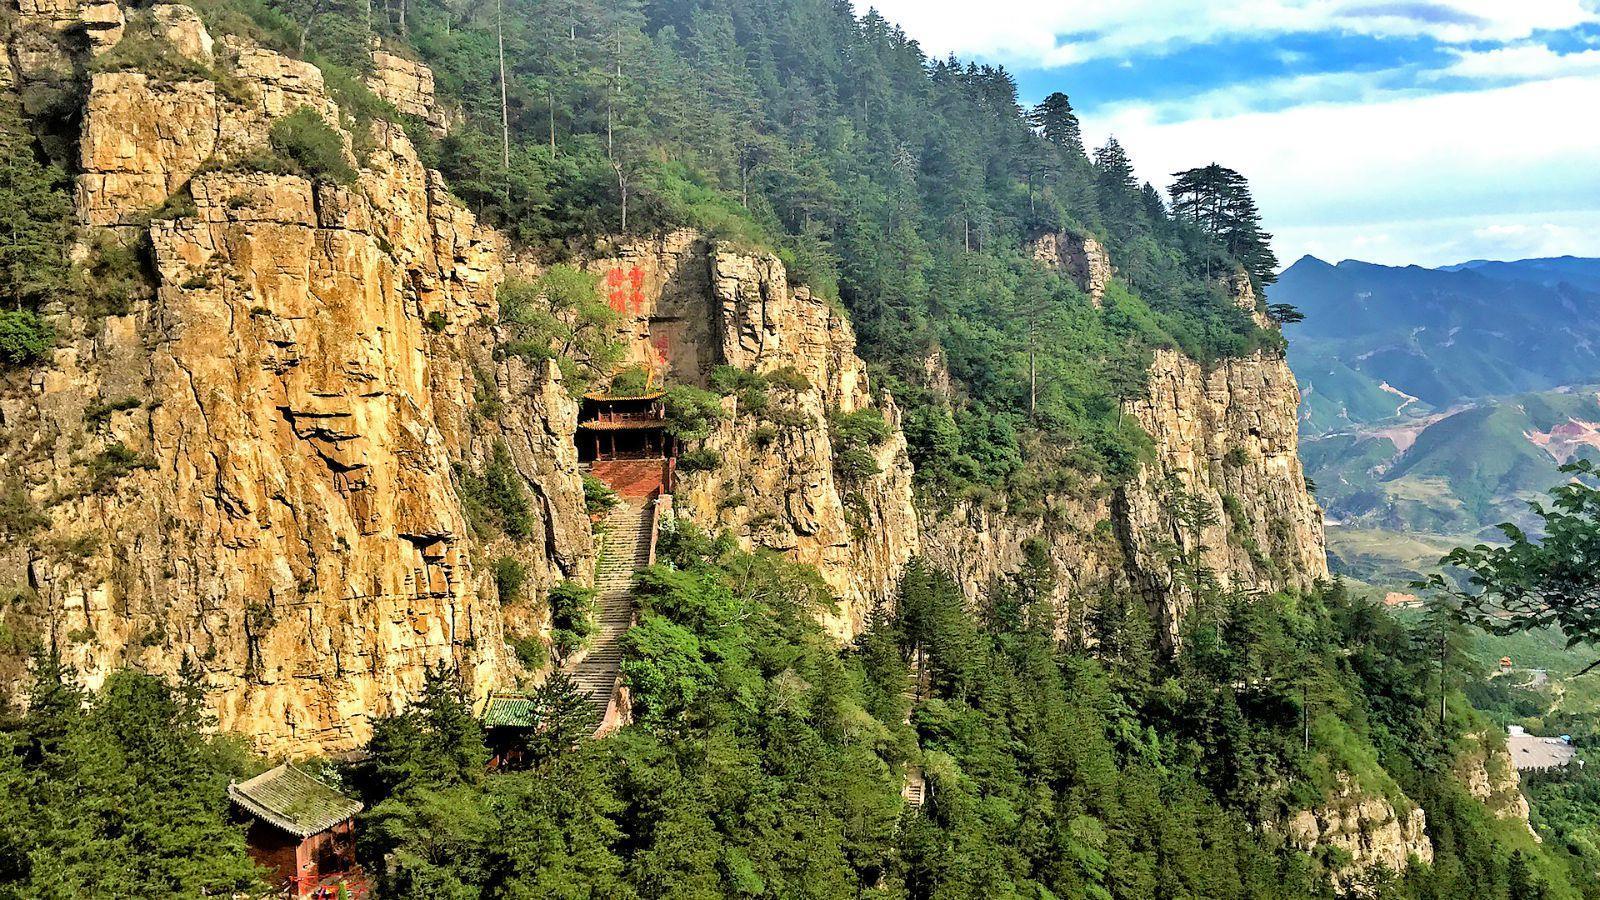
top-left (563, 496), bottom-right (654, 728)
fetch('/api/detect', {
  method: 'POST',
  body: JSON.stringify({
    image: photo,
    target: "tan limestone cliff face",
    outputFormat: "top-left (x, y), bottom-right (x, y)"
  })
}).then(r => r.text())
top-left (919, 492), bottom-right (1123, 641)
top-left (366, 49), bottom-right (449, 134)
top-left (1460, 731), bottom-right (1537, 838)
top-left (920, 266), bottom-right (1326, 638)
top-left (7, 0), bottom-right (122, 92)
top-left (75, 25), bottom-right (345, 228)
top-left (1032, 231), bottom-right (1112, 307)
top-left (1, 25), bottom-right (594, 755)
top-left (1286, 774), bottom-right (1433, 892)
top-left (1119, 347), bottom-right (1329, 631)
top-left (583, 233), bottom-right (920, 637)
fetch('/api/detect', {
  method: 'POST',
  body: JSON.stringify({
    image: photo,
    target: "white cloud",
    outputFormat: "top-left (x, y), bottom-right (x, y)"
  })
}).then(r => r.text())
top-left (1278, 211), bottom-right (1600, 266)
top-left (1082, 77), bottom-right (1600, 266)
top-left (1440, 43), bottom-right (1600, 79)
top-left (855, 0), bottom-right (1599, 66)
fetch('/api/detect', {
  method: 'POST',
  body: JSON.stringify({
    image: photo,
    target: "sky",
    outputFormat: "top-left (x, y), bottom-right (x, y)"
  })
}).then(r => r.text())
top-left (852, 1), bottom-right (1600, 268)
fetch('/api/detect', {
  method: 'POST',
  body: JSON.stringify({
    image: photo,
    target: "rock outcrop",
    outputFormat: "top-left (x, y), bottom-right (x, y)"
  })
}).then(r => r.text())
top-left (923, 254), bottom-right (1327, 641)
top-left (75, 23), bottom-right (344, 228)
top-left (582, 232), bottom-right (920, 637)
top-left (0, 15), bottom-right (595, 755)
top-left (1286, 774), bottom-right (1433, 892)
top-left (366, 48), bottom-right (450, 135)
top-left (0, 0), bottom-right (1320, 754)
top-left (1460, 731), bottom-right (1537, 837)
top-left (1033, 231), bottom-right (1113, 307)
top-left (922, 345), bottom-right (1327, 640)
top-left (1119, 347), bottom-right (1329, 631)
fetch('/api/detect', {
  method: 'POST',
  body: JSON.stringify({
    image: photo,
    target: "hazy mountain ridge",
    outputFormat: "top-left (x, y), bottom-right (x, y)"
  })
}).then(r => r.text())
top-left (1280, 255), bottom-right (1600, 435)
top-left (1280, 254), bottom-right (1600, 586)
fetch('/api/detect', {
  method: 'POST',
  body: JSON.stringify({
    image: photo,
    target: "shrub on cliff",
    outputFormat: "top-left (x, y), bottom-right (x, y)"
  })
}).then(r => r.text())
top-left (458, 441), bottom-right (534, 540)
top-left (497, 269), bottom-right (623, 393)
top-left (0, 101), bottom-right (69, 357)
top-left (829, 407), bottom-right (891, 479)
top-left (662, 385), bottom-right (725, 441)
top-left (0, 310), bottom-right (54, 367)
top-left (267, 106), bottom-right (355, 184)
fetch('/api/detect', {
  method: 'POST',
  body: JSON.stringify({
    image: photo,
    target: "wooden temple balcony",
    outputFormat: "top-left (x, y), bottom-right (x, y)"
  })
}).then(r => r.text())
top-left (577, 391), bottom-right (674, 463)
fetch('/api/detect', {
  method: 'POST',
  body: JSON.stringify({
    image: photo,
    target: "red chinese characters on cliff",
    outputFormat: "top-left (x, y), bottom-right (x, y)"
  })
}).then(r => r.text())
top-left (605, 266), bottom-right (647, 315)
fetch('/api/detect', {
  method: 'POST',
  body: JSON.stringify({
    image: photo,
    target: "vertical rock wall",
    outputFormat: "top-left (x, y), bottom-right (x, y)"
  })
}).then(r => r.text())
top-left (0, 9), bottom-right (593, 755)
top-left (582, 234), bottom-right (920, 638)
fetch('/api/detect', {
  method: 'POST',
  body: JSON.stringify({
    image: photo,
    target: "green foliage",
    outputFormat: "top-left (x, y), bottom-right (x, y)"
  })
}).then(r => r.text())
top-left (582, 472), bottom-right (618, 517)
top-left (828, 407), bottom-right (890, 479)
top-left (458, 440), bottom-right (533, 539)
top-left (548, 580), bottom-right (597, 658)
top-left (354, 664), bottom-right (487, 804)
top-left (497, 268), bottom-right (623, 393)
top-left (85, 443), bottom-right (153, 493)
top-left (1169, 164), bottom-right (1279, 288)
top-left (84, 396), bottom-right (142, 424)
top-left (1424, 460), bottom-right (1600, 656)
top-left (71, 235), bottom-right (155, 322)
top-left (304, 0), bottom-right (1280, 499)
top-left (509, 634), bottom-right (548, 672)
top-left (516, 672), bottom-right (594, 765)
top-left (0, 479), bottom-right (48, 537)
top-left (0, 657), bottom-right (264, 897)
top-left (0, 310), bottom-right (54, 367)
top-left (676, 447), bottom-right (721, 475)
top-left (0, 100), bottom-right (71, 317)
top-left (662, 384), bottom-right (725, 441)
top-left (267, 106), bottom-right (356, 184)
top-left (240, 535), bottom-right (1581, 899)
top-left (708, 364), bottom-right (771, 414)
top-left (492, 555), bottom-right (526, 603)
top-left (606, 365), bottom-right (653, 397)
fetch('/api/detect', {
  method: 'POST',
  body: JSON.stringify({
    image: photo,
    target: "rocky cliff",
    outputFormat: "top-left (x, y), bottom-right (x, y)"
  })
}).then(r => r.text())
top-left (922, 258), bottom-right (1328, 641)
top-left (578, 232), bottom-right (920, 638)
top-left (1459, 731), bottom-right (1537, 837)
top-left (0, 5), bottom-right (597, 755)
top-left (1285, 774), bottom-right (1433, 891)
top-left (0, 0), bottom-right (1323, 754)
top-left (0, 4), bottom-right (918, 751)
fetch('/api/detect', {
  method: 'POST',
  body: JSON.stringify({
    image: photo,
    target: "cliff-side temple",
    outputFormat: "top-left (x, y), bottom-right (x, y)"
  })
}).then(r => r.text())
top-left (578, 390), bottom-right (677, 498)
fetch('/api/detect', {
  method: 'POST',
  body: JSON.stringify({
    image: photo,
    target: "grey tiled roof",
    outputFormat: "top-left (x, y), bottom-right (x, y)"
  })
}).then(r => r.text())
top-left (481, 691), bottom-right (538, 728)
top-left (228, 764), bottom-right (362, 837)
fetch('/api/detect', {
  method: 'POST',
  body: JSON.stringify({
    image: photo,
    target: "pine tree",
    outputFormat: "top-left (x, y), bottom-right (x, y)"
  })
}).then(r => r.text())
top-left (1168, 163), bottom-right (1279, 286)
top-left (0, 100), bottom-right (68, 367)
top-left (524, 671), bottom-right (591, 763)
top-left (1028, 91), bottom-right (1082, 155)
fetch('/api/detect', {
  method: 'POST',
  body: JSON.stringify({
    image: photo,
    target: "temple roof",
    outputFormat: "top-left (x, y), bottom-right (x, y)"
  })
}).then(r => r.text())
top-left (481, 691), bottom-right (538, 728)
top-left (583, 390), bottom-right (665, 402)
top-left (228, 764), bottom-right (362, 837)
top-left (577, 419), bottom-right (667, 431)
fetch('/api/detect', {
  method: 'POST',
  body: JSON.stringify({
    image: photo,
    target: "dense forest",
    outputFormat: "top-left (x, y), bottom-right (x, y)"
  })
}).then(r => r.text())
top-left (0, 527), bottom-right (1581, 898)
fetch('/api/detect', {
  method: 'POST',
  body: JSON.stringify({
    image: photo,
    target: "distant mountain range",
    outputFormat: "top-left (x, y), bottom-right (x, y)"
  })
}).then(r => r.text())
top-left (1276, 255), bottom-right (1600, 586)
top-left (1279, 255), bottom-right (1600, 435)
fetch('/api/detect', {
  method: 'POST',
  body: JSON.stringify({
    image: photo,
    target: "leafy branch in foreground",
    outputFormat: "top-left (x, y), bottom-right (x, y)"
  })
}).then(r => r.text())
top-left (1418, 459), bottom-right (1600, 672)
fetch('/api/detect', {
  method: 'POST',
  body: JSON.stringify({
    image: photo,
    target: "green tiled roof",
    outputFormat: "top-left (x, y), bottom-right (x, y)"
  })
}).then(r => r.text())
top-left (228, 764), bottom-right (362, 838)
top-left (481, 691), bottom-right (538, 728)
